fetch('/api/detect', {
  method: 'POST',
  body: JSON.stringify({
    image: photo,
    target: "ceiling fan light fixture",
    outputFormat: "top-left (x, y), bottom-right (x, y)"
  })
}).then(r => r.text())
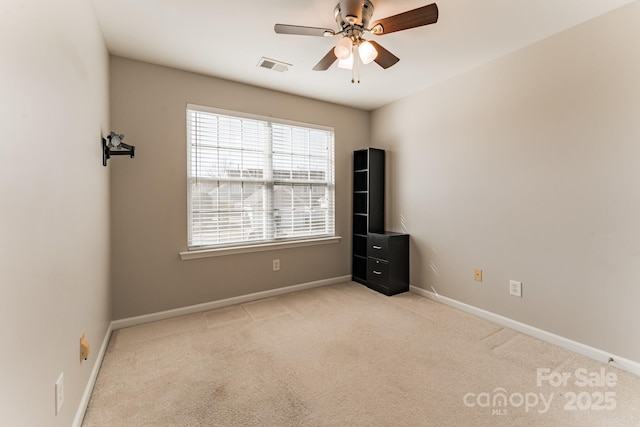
top-left (338, 54), bottom-right (353, 70)
top-left (334, 37), bottom-right (353, 60)
top-left (358, 40), bottom-right (378, 64)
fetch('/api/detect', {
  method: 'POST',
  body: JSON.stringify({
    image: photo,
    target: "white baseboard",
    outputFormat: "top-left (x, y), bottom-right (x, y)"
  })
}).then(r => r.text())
top-left (112, 275), bottom-right (352, 330)
top-left (73, 321), bottom-right (113, 427)
top-left (410, 285), bottom-right (640, 378)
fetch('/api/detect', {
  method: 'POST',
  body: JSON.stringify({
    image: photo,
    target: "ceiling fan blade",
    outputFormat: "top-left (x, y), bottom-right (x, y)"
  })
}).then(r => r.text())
top-left (370, 3), bottom-right (439, 35)
top-left (313, 48), bottom-right (338, 71)
top-left (274, 24), bottom-right (335, 37)
top-left (368, 41), bottom-right (400, 69)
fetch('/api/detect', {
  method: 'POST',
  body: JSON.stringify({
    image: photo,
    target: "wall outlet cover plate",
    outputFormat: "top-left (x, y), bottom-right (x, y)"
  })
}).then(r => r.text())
top-left (510, 280), bottom-right (522, 297)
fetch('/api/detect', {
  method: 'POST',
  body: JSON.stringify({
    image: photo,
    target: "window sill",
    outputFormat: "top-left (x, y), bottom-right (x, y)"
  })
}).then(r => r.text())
top-left (179, 236), bottom-right (342, 260)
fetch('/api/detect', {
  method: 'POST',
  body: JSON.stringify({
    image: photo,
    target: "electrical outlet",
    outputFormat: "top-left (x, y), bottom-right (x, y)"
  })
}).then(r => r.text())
top-left (55, 372), bottom-right (64, 415)
top-left (80, 334), bottom-right (90, 361)
top-left (272, 259), bottom-right (280, 271)
top-left (510, 280), bottom-right (522, 297)
top-left (474, 269), bottom-right (482, 282)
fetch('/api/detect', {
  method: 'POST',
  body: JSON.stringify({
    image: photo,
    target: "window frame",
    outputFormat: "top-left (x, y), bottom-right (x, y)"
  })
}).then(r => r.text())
top-left (181, 104), bottom-right (339, 259)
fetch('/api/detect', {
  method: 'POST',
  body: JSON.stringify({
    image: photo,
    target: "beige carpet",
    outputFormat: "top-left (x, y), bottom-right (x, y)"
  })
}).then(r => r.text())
top-left (82, 282), bottom-right (640, 426)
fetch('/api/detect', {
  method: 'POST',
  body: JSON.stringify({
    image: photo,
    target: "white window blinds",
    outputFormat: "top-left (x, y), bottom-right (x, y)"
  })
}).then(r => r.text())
top-left (187, 104), bottom-right (335, 250)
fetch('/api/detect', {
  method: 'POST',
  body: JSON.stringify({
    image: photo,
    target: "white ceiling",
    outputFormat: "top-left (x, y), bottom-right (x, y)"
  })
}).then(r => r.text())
top-left (91, 0), bottom-right (635, 111)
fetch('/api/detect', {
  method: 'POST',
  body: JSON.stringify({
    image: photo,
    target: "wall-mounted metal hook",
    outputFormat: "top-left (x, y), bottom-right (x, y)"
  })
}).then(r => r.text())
top-left (103, 131), bottom-right (135, 166)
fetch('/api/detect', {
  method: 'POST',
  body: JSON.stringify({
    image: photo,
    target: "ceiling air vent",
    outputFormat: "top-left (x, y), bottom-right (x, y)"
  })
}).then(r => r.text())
top-left (257, 57), bottom-right (291, 73)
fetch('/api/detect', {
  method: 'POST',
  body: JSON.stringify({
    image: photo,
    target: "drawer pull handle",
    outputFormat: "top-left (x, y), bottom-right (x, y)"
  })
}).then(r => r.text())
top-left (372, 245), bottom-right (382, 250)
top-left (373, 270), bottom-right (382, 275)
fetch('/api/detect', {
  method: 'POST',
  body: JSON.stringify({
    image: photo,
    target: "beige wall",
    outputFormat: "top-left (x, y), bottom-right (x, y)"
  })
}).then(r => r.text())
top-left (0, 1), bottom-right (110, 426)
top-left (109, 57), bottom-right (369, 319)
top-left (371, 2), bottom-right (640, 362)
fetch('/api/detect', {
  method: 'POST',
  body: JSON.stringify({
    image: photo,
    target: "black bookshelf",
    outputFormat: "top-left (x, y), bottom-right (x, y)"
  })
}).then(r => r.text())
top-left (352, 148), bottom-right (385, 284)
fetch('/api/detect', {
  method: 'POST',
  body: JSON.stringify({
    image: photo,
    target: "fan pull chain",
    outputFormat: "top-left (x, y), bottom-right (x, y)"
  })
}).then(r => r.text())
top-left (352, 45), bottom-right (361, 84)
top-left (351, 45), bottom-right (356, 83)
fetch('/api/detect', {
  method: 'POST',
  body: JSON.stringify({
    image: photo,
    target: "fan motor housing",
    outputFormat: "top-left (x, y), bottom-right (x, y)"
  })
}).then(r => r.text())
top-left (334, 0), bottom-right (374, 31)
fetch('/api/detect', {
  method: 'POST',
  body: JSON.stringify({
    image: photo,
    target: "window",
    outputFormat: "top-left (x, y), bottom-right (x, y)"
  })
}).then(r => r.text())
top-left (186, 104), bottom-right (335, 251)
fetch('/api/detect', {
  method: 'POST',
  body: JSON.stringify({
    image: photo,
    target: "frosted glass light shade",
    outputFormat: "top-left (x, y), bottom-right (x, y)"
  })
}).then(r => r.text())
top-left (338, 54), bottom-right (353, 70)
top-left (334, 37), bottom-right (353, 60)
top-left (358, 41), bottom-right (378, 65)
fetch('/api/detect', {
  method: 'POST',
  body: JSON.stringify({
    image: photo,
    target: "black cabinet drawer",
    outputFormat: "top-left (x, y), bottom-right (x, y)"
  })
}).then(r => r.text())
top-left (366, 232), bottom-right (409, 296)
top-left (368, 233), bottom-right (389, 259)
top-left (367, 258), bottom-right (389, 285)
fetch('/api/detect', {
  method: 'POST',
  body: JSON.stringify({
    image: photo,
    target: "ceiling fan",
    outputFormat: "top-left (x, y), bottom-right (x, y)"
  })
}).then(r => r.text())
top-left (274, 0), bottom-right (439, 82)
